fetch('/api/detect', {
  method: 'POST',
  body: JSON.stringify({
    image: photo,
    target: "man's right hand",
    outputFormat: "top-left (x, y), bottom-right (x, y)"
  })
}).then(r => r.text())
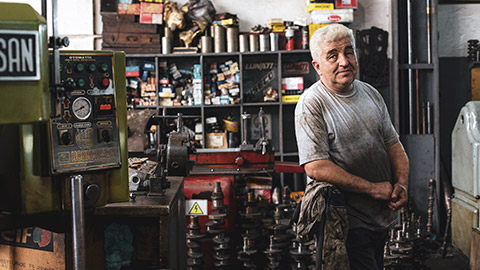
top-left (369, 181), bottom-right (393, 200)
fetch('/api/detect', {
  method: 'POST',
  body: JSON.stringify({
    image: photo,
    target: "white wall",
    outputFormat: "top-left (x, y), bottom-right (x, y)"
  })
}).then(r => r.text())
top-left (438, 4), bottom-right (480, 57)
top-left (3, 0), bottom-right (95, 50)
top-left (6, 0), bottom-right (480, 58)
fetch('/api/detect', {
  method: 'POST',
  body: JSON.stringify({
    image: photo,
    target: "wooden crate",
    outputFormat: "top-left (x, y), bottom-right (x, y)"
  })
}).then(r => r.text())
top-left (102, 13), bottom-right (157, 34)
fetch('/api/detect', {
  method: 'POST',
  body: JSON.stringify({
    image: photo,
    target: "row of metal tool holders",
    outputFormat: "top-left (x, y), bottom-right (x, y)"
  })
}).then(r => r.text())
top-left (184, 178), bottom-right (441, 269)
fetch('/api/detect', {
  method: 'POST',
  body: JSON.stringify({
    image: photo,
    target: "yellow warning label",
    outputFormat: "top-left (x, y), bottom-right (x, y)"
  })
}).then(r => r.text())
top-left (189, 202), bottom-right (204, 215)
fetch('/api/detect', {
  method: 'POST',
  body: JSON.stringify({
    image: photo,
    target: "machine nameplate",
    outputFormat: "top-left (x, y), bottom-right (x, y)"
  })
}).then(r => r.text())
top-left (58, 148), bottom-right (117, 165)
top-left (0, 30), bottom-right (39, 81)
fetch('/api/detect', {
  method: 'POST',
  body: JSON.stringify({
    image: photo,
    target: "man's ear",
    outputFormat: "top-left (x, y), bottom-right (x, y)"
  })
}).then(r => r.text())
top-left (312, 60), bottom-right (322, 76)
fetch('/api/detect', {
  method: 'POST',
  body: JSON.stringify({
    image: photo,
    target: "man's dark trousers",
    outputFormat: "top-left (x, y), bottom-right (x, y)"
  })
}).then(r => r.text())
top-left (346, 227), bottom-right (389, 270)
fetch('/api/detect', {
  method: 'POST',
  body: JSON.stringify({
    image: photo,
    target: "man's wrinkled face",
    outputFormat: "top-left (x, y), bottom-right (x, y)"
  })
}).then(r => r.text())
top-left (312, 38), bottom-right (358, 94)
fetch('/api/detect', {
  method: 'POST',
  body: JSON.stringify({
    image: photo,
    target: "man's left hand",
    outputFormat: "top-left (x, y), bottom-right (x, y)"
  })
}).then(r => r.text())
top-left (388, 183), bottom-right (408, 211)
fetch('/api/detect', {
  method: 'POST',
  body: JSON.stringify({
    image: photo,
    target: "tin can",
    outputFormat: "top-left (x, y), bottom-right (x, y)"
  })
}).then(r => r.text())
top-left (226, 26), bottom-right (239, 52)
top-left (213, 24), bottom-right (226, 53)
top-left (259, 34), bottom-right (270, 52)
top-left (162, 36), bottom-right (171, 54)
top-left (201, 35), bottom-right (212, 53)
top-left (164, 26), bottom-right (173, 41)
top-left (285, 28), bottom-right (295, 51)
top-left (239, 34), bottom-right (249, 52)
top-left (249, 34), bottom-right (258, 52)
top-left (270, 33), bottom-right (278, 51)
top-left (302, 27), bottom-right (309, 49)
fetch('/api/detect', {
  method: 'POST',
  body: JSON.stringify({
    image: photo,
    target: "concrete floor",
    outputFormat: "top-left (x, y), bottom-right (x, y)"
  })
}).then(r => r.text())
top-left (424, 247), bottom-right (469, 270)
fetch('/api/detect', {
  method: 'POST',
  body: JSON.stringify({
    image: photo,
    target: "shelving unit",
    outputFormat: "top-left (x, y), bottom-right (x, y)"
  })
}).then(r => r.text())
top-left (126, 50), bottom-right (317, 184)
top-left (392, 0), bottom-right (441, 233)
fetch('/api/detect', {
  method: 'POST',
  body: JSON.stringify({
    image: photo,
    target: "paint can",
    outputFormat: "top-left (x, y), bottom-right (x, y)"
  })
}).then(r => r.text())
top-left (259, 34), bottom-right (270, 52)
top-left (270, 32), bottom-right (278, 51)
top-left (226, 26), bottom-right (239, 52)
top-left (213, 24), bottom-right (226, 53)
top-left (249, 34), bottom-right (258, 52)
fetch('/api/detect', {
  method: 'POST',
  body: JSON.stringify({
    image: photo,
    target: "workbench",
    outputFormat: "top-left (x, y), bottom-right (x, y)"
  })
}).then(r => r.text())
top-left (95, 176), bottom-right (186, 270)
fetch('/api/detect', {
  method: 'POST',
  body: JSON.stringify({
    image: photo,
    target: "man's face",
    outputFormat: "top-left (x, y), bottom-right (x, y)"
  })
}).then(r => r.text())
top-left (312, 38), bottom-right (358, 94)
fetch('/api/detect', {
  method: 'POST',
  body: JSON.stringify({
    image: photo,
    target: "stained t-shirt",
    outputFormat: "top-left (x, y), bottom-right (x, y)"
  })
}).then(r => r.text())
top-left (294, 79), bottom-right (399, 231)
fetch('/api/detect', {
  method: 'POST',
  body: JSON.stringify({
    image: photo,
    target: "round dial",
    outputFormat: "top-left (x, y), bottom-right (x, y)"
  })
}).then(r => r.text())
top-left (72, 97), bottom-right (92, 121)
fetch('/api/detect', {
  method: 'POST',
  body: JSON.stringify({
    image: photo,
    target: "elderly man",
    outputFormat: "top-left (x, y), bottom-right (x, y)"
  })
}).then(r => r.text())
top-left (294, 23), bottom-right (409, 269)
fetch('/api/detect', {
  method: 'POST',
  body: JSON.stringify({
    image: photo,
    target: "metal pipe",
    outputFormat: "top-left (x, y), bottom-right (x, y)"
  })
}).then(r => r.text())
top-left (427, 178), bottom-right (435, 235)
top-left (426, 0), bottom-right (432, 64)
top-left (407, 0), bottom-right (414, 134)
top-left (71, 175), bottom-right (86, 270)
top-left (427, 101), bottom-right (432, 134)
top-left (415, 61), bottom-right (420, 134)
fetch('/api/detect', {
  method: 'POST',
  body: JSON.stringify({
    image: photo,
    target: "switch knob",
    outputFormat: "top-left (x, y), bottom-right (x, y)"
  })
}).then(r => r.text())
top-left (101, 129), bottom-right (111, 143)
top-left (100, 63), bottom-right (109, 72)
top-left (88, 63), bottom-right (96, 72)
top-left (61, 131), bottom-right (72, 145)
top-left (65, 78), bottom-right (76, 89)
top-left (75, 63), bottom-right (85, 72)
top-left (84, 184), bottom-right (100, 202)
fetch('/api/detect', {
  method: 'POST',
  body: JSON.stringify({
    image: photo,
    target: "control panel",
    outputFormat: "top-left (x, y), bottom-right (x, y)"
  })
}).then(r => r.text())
top-left (49, 52), bottom-right (121, 174)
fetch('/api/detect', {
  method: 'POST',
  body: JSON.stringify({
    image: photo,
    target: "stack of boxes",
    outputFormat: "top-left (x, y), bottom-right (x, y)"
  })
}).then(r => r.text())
top-left (307, 0), bottom-right (357, 39)
top-left (204, 60), bottom-right (241, 105)
top-left (281, 77), bottom-right (304, 103)
top-left (126, 61), bottom-right (157, 107)
top-left (193, 64), bottom-right (202, 106)
top-left (102, 0), bottom-right (164, 54)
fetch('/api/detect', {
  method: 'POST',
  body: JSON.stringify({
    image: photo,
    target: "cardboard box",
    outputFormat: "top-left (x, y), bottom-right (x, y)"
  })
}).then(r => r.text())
top-left (335, 0), bottom-right (357, 9)
top-left (309, 23), bottom-right (329, 40)
top-left (102, 13), bottom-right (157, 34)
top-left (282, 94), bottom-right (302, 103)
top-left (310, 9), bottom-right (355, 24)
top-left (306, 3), bottom-right (335, 12)
top-left (206, 132), bottom-right (228, 148)
top-left (282, 77), bottom-right (304, 90)
top-left (139, 2), bottom-right (163, 24)
top-left (126, 66), bottom-right (140, 77)
top-left (117, 3), bottom-right (140, 15)
top-left (0, 227), bottom-right (65, 270)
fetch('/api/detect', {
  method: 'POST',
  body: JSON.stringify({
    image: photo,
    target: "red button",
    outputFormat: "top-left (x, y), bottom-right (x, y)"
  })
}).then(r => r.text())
top-left (102, 78), bottom-right (109, 87)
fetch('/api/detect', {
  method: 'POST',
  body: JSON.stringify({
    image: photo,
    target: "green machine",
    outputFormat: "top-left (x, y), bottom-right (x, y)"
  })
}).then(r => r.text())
top-left (0, 2), bottom-right (129, 218)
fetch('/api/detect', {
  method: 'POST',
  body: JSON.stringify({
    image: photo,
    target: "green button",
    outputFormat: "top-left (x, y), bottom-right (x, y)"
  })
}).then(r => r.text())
top-left (77, 78), bottom-right (86, 88)
top-left (100, 63), bottom-right (109, 72)
top-left (76, 63), bottom-right (84, 72)
top-left (59, 64), bottom-right (63, 72)
top-left (88, 63), bottom-right (96, 72)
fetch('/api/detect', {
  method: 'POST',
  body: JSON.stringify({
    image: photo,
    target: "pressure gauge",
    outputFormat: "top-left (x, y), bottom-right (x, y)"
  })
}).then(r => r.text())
top-left (72, 97), bottom-right (92, 121)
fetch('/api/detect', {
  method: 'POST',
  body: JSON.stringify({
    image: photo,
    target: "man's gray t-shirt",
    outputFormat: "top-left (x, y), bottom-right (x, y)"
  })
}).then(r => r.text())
top-left (295, 79), bottom-right (399, 231)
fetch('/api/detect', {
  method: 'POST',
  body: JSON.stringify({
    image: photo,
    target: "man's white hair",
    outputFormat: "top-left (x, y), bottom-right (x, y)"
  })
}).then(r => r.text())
top-left (310, 23), bottom-right (356, 63)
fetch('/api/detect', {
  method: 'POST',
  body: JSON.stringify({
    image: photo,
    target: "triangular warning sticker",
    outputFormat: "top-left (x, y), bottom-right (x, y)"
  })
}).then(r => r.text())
top-left (189, 202), bottom-right (204, 214)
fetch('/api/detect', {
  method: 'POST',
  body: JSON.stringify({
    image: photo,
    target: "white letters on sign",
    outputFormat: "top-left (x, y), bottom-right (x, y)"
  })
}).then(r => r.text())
top-left (0, 30), bottom-right (39, 81)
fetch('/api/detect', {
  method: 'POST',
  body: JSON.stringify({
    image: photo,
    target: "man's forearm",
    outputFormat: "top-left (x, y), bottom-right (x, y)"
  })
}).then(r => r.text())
top-left (387, 142), bottom-right (410, 187)
top-left (304, 159), bottom-right (392, 200)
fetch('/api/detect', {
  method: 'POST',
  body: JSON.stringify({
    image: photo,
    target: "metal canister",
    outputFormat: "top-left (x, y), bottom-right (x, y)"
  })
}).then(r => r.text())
top-left (239, 34), bottom-right (249, 52)
top-left (213, 24), bottom-right (226, 53)
top-left (270, 32), bottom-right (278, 51)
top-left (162, 36), bottom-right (171, 54)
top-left (259, 34), bottom-right (270, 52)
top-left (302, 27), bottom-right (309, 49)
top-left (164, 26), bottom-right (173, 41)
top-left (285, 28), bottom-right (295, 51)
top-left (226, 26), bottom-right (239, 52)
top-left (201, 35), bottom-right (213, 53)
top-left (249, 34), bottom-right (258, 52)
